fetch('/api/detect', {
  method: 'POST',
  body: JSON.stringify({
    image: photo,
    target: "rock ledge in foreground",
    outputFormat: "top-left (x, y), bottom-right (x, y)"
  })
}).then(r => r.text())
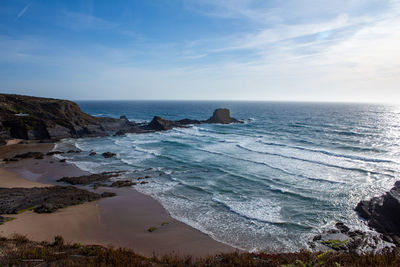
top-left (355, 181), bottom-right (400, 246)
top-left (0, 186), bottom-right (114, 214)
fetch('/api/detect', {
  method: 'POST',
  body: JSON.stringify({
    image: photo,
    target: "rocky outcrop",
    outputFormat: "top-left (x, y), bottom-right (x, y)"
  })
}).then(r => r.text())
top-left (144, 116), bottom-right (184, 131)
top-left (0, 186), bottom-right (113, 214)
top-left (0, 94), bottom-right (142, 141)
top-left (309, 222), bottom-right (394, 253)
top-left (57, 172), bottom-right (122, 185)
top-left (102, 152), bottom-right (116, 158)
top-left (3, 151), bottom-right (45, 162)
top-left (205, 108), bottom-right (240, 124)
top-left (355, 181), bottom-right (400, 245)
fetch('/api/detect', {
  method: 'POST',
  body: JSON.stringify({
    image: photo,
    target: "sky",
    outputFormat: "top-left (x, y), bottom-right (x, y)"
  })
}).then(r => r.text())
top-left (0, 0), bottom-right (399, 103)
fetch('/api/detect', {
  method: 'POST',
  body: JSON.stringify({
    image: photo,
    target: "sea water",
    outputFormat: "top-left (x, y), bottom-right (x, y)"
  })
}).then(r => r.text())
top-left (57, 101), bottom-right (400, 252)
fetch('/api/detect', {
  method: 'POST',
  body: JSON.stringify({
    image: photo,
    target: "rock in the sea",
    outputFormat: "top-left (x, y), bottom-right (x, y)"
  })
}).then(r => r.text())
top-left (146, 116), bottom-right (183, 131)
top-left (67, 150), bottom-right (81, 153)
top-left (206, 108), bottom-right (240, 124)
top-left (111, 180), bottom-right (136, 187)
top-left (175, 118), bottom-right (201, 125)
top-left (46, 151), bottom-right (64, 156)
top-left (89, 151), bottom-right (97, 156)
top-left (335, 222), bottom-right (350, 233)
top-left (355, 181), bottom-right (400, 242)
top-left (102, 152), bottom-right (116, 158)
top-left (114, 130), bottom-right (126, 136)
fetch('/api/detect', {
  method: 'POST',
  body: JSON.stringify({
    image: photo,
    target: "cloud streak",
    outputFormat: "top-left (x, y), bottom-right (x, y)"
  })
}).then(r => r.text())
top-left (15, 2), bottom-right (31, 21)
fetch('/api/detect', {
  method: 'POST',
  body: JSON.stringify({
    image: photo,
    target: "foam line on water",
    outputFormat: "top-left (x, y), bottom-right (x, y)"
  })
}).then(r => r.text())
top-left (257, 140), bottom-right (395, 164)
top-left (235, 144), bottom-right (389, 176)
top-left (194, 147), bottom-right (345, 185)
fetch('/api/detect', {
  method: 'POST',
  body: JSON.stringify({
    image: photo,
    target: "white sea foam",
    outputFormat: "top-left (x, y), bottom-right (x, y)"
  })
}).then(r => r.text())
top-left (69, 160), bottom-right (102, 173)
top-left (53, 102), bottom-right (400, 252)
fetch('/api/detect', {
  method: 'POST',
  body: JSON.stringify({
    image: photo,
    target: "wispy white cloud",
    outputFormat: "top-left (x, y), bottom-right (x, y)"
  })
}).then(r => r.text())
top-left (15, 2), bottom-right (31, 21)
top-left (2, 0), bottom-right (400, 102)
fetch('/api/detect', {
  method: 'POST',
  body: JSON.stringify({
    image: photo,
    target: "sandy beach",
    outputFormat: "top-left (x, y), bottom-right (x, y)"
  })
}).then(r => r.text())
top-left (0, 142), bottom-right (236, 257)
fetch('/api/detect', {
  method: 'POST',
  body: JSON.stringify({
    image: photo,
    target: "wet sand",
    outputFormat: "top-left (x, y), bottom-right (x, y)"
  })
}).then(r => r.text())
top-left (0, 142), bottom-right (236, 257)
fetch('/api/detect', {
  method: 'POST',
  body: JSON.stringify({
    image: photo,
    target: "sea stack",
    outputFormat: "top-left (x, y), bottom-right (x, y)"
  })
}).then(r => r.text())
top-left (147, 116), bottom-right (183, 131)
top-left (206, 108), bottom-right (240, 124)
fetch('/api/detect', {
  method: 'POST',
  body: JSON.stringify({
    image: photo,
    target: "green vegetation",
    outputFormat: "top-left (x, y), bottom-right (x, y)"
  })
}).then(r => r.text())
top-left (0, 234), bottom-right (399, 266)
top-left (321, 240), bottom-right (348, 249)
top-left (161, 222), bottom-right (169, 226)
top-left (17, 206), bottom-right (38, 214)
top-left (148, 227), bottom-right (157, 232)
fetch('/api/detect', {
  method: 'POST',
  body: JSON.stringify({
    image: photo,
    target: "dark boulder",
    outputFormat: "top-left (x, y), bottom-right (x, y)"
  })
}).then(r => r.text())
top-left (57, 172), bottom-right (121, 185)
top-left (102, 152), bottom-right (116, 158)
top-left (89, 151), bottom-right (97, 156)
top-left (206, 108), bottom-right (240, 124)
top-left (175, 119), bottom-right (201, 125)
top-left (355, 181), bottom-right (400, 242)
top-left (111, 180), bottom-right (137, 187)
top-left (46, 151), bottom-right (64, 156)
top-left (146, 116), bottom-right (183, 131)
top-left (114, 130), bottom-right (126, 136)
top-left (0, 186), bottom-right (102, 214)
top-left (14, 152), bottom-right (44, 159)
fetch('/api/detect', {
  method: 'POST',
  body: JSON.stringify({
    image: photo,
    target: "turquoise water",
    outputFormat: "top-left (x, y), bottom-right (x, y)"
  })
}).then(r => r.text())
top-left (58, 101), bottom-right (400, 252)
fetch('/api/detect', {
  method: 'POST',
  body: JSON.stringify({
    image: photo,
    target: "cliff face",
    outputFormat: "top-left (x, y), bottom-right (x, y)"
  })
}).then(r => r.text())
top-left (0, 94), bottom-right (140, 141)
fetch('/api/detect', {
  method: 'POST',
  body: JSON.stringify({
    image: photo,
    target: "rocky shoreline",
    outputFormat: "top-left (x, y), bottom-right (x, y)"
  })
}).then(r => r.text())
top-left (0, 186), bottom-right (114, 215)
top-left (1, 93), bottom-right (400, 257)
top-left (307, 181), bottom-right (400, 254)
top-left (0, 94), bottom-right (241, 144)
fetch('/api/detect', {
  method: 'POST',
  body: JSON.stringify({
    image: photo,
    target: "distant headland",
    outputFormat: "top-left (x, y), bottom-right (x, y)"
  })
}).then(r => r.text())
top-left (0, 94), bottom-right (241, 145)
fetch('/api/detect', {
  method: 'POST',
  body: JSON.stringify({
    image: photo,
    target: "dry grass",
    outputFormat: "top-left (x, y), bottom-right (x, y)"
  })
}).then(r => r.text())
top-left (0, 234), bottom-right (399, 266)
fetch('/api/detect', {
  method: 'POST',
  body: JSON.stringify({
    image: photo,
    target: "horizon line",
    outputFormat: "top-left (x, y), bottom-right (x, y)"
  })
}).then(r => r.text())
top-left (72, 99), bottom-right (399, 105)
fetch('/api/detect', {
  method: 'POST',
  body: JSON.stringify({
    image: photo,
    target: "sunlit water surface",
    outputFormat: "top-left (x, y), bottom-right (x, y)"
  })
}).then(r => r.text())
top-left (56, 101), bottom-right (400, 252)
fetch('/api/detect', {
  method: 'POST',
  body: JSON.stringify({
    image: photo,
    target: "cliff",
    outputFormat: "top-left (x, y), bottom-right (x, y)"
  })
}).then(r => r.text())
top-left (0, 94), bottom-right (141, 141)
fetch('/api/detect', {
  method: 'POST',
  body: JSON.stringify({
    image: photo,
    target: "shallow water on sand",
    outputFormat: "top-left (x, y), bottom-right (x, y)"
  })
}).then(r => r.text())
top-left (57, 101), bottom-right (400, 252)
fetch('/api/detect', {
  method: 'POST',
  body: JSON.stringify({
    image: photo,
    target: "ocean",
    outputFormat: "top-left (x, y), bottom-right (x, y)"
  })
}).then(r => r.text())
top-left (56, 101), bottom-right (400, 252)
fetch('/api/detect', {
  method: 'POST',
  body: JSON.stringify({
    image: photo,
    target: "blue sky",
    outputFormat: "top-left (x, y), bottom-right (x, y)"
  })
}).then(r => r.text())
top-left (0, 0), bottom-right (399, 102)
